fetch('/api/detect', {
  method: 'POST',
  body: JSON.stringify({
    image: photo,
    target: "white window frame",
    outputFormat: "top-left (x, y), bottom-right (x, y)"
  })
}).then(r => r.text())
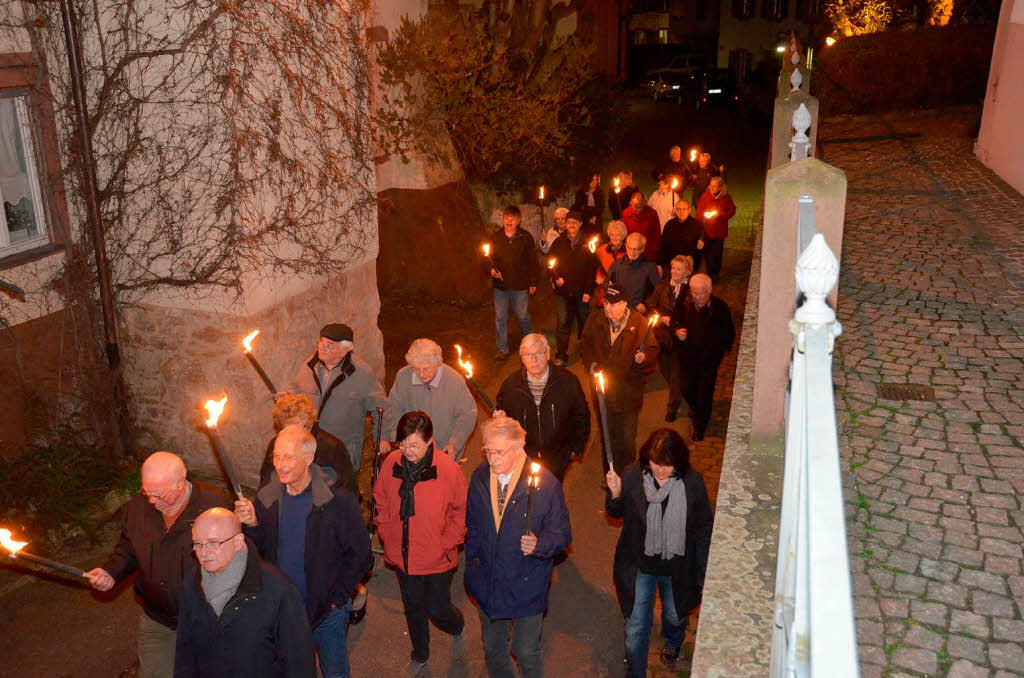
top-left (0, 91), bottom-right (49, 257)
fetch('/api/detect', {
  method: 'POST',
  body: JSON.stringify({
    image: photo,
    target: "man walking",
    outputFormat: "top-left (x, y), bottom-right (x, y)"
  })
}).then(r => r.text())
top-left (580, 284), bottom-right (659, 473)
top-left (85, 452), bottom-right (229, 678)
top-left (548, 210), bottom-right (598, 365)
top-left (281, 323), bottom-right (390, 471)
top-left (658, 200), bottom-right (704, 274)
top-left (494, 334), bottom-right (591, 483)
top-left (694, 177), bottom-right (736, 283)
top-left (465, 416), bottom-right (571, 678)
top-left (486, 205), bottom-right (539, 361)
top-left (235, 426), bottom-right (371, 678)
top-left (671, 274), bottom-right (735, 441)
top-left (173, 508), bottom-right (315, 677)
top-left (608, 233), bottom-right (661, 314)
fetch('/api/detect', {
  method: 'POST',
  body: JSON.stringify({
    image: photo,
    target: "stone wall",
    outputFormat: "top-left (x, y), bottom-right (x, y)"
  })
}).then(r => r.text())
top-left (122, 259), bottom-right (383, 484)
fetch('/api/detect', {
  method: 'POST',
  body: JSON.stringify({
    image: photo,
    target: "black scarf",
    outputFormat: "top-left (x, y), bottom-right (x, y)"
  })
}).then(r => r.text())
top-left (393, 444), bottom-right (438, 521)
top-left (392, 444), bottom-right (438, 572)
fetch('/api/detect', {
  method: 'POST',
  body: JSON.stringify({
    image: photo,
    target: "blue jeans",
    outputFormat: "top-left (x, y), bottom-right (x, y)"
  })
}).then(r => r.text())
top-left (624, 572), bottom-right (685, 678)
top-left (313, 604), bottom-right (351, 678)
top-left (494, 289), bottom-right (533, 353)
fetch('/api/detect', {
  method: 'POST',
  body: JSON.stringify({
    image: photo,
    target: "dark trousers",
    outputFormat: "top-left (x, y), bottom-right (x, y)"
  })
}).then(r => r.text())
top-left (396, 569), bottom-right (464, 662)
top-left (479, 609), bottom-right (544, 678)
top-left (600, 409), bottom-right (639, 475)
top-left (680, 360), bottom-right (720, 436)
top-left (554, 295), bottom-right (590, 360)
top-left (703, 238), bottom-right (725, 282)
top-left (663, 350), bottom-right (685, 416)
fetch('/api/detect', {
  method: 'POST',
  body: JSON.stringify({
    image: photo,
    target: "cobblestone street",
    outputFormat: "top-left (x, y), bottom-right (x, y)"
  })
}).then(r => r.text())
top-left (822, 107), bottom-right (1024, 678)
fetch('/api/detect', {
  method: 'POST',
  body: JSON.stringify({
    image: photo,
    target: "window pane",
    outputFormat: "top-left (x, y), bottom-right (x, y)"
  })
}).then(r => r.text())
top-left (0, 95), bottom-right (44, 247)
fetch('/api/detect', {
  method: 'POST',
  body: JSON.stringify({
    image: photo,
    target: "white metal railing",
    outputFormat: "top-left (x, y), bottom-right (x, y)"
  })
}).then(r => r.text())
top-left (769, 225), bottom-right (860, 677)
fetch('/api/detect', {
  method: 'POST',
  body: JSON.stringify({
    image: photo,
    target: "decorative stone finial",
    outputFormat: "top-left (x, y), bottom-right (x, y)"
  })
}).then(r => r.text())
top-left (790, 103), bottom-right (812, 161)
top-left (794, 233), bottom-right (838, 325)
top-left (790, 68), bottom-right (803, 92)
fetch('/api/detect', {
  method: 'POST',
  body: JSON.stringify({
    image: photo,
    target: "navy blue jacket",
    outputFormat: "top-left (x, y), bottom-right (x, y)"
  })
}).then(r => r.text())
top-left (464, 460), bottom-right (571, 620)
top-left (244, 465), bottom-right (371, 629)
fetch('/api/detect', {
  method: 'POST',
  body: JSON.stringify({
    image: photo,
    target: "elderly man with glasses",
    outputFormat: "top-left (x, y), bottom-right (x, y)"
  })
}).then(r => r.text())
top-left (84, 452), bottom-right (229, 678)
top-left (235, 426), bottom-right (370, 678)
top-left (383, 339), bottom-right (478, 462)
top-left (493, 334), bottom-right (590, 483)
top-left (280, 323), bottom-right (390, 472)
top-left (174, 508), bottom-right (315, 677)
top-left (464, 416), bottom-right (571, 678)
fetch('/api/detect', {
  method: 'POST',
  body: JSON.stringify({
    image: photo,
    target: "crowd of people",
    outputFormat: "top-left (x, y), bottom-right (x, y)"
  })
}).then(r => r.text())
top-left (80, 144), bottom-right (738, 678)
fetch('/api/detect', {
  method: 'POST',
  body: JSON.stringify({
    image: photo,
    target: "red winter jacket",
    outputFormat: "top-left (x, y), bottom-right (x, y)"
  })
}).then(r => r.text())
top-left (695, 190), bottom-right (737, 240)
top-left (373, 446), bottom-right (467, 575)
top-left (622, 205), bottom-right (662, 263)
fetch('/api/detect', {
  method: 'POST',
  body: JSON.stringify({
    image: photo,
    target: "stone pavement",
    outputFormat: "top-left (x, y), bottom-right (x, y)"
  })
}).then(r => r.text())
top-left (820, 107), bottom-right (1024, 678)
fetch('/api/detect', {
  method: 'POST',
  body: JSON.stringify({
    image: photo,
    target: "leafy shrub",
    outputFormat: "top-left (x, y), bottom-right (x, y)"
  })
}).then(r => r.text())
top-left (0, 431), bottom-right (139, 548)
top-left (813, 25), bottom-right (996, 115)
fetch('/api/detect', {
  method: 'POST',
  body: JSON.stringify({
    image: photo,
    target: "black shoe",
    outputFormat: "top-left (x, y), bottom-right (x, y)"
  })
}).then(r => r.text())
top-left (665, 409), bottom-right (677, 423)
top-left (349, 605), bottom-right (366, 624)
top-left (660, 646), bottom-right (681, 666)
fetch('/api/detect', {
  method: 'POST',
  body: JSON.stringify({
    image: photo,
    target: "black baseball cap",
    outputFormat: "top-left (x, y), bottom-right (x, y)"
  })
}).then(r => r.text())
top-left (604, 283), bottom-right (626, 304)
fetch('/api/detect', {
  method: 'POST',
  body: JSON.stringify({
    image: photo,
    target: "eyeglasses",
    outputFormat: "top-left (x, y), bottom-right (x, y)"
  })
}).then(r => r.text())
top-left (317, 339), bottom-right (339, 352)
top-left (482, 446), bottom-right (513, 459)
top-left (520, 351), bottom-right (547, 361)
top-left (193, 534), bottom-right (240, 552)
top-left (399, 439), bottom-right (427, 453)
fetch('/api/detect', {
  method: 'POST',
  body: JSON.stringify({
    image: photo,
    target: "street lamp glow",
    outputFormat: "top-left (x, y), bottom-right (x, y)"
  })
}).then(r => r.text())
top-left (776, 45), bottom-right (786, 53)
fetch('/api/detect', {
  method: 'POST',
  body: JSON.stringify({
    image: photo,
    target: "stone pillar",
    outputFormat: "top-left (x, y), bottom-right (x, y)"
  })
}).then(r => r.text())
top-left (749, 158), bottom-right (846, 440)
top-left (777, 34), bottom-right (810, 97)
top-left (769, 91), bottom-right (820, 170)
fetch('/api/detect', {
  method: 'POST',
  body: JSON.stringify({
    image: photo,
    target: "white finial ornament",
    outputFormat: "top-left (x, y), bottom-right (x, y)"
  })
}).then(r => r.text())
top-left (790, 102), bottom-right (811, 161)
top-left (790, 68), bottom-right (803, 92)
top-left (794, 234), bottom-right (838, 325)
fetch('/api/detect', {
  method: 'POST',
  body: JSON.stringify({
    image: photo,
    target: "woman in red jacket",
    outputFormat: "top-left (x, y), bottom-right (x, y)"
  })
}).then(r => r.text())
top-left (374, 411), bottom-right (468, 675)
top-left (621, 191), bottom-right (662, 265)
top-left (694, 176), bottom-right (737, 283)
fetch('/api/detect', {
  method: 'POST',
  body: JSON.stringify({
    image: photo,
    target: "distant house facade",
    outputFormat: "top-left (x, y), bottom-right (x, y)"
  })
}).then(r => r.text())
top-left (976, 0), bottom-right (1024, 195)
top-left (626, 0), bottom-right (722, 79)
top-left (717, 0), bottom-right (826, 80)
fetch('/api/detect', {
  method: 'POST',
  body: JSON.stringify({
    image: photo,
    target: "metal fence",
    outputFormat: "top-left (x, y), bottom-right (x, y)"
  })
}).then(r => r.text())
top-left (768, 219), bottom-right (860, 677)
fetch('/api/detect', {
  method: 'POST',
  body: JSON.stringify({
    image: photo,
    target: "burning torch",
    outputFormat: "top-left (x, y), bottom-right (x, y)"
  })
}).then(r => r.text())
top-left (690, 148), bottom-right (699, 163)
top-left (593, 371), bottom-right (615, 472)
top-left (1, 528), bottom-right (85, 579)
top-left (638, 313), bottom-right (659, 354)
top-left (547, 257), bottom-right (559, 284)
top-left (454, 344), bottom-right (496, 413)
top-left (203, 396), bottom-right (244, 500)
top-left (612, 177), bottom-right (621, 194)
top-left (241, 330), bottom-right (277, 394)
top-left (524, 462), bottom-right (541, 535)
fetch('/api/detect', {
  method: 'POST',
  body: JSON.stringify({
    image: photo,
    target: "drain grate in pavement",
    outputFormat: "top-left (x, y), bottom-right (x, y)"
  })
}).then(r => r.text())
top-left (876, 382), bottom-right (936, 402)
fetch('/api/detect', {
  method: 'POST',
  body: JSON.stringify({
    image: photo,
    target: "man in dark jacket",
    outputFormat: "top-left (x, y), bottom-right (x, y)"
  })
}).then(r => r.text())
top-left (85, 452), bottom-right (229, 678)
top-left (658, 200), bottom-right (704, 274)
top-left (494, 333), bottom-right (591, 483)
top-left (236, 425), bottom-right (371, 678)
top-left (689, 152), bottom-right (725, 209)
top-left (670, 274), bottom-right (735, 441)
top-left (580, 284), bottom-right (659, 474)
top-left (465, 416), bottom-right (571, 678)
top-left (608, 232), bottom-right (661, 313)
top-left (174, 508), bottom-right (316, 678)
top-left (548, 210), bottom-right (598, 365)
top-left (486, 205), bottom-right (540, 361)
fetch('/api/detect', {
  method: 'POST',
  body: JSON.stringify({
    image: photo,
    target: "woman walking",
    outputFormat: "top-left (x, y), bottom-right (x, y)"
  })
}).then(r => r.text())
top-left (605, 428), bottom-right (713, 676)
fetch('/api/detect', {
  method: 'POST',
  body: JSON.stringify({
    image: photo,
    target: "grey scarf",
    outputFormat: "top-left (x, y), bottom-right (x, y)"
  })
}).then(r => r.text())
top-left (201, 547), bottom-right (247, 616)
top-left (642, 472), bottom-right (687, 559)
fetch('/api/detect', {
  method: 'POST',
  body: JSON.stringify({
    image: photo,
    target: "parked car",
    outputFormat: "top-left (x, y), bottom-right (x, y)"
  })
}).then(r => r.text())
top-left (695, 69), bottom-right (739, 110)
top-left (647, 70), bottom-right (700, 103)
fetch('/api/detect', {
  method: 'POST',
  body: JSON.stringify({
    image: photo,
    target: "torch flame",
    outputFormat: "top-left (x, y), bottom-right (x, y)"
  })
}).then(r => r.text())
top-left (454, 344), bottom-right (473, 379)
top-left (690, 148), bottom-right (698, 162)
top-left (203, 396), bottom-right (228, 428)
top-left (595, 370), bottom-right (606, 393)
top-left (670, 177), bottom-right (679, 190)
top-left (482, 243), bottom-right (491, 257)
top-left (649, 313), bottom-right (659, 327)
top-left (547, 257), bottom-right (557, 269)
top-left (0, 528), bottom-right (28, 554)
top-left (242, 329), bottom-right (259, 353)
top-left (703, 210), bottom-right (718, 220)
top-left (587, 236), bottom-right (598, 254)
top-left (539, 186), bottom-right (545, 201)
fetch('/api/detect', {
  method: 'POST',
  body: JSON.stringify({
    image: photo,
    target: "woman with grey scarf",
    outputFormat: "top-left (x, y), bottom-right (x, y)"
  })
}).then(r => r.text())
top-left (605, 428), bottom-right (713, 676)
